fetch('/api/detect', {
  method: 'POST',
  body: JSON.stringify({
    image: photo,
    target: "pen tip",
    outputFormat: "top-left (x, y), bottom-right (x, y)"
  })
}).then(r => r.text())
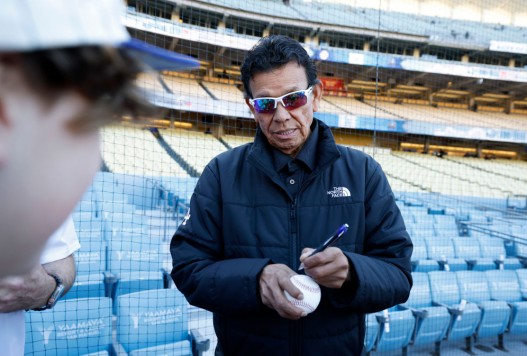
top-left (298, 263), bottom-right (305, 271)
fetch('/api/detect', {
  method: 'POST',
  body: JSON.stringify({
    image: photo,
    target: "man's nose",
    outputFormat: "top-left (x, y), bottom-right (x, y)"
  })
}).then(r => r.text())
top-left (273, 101), bottom-right (290, 121)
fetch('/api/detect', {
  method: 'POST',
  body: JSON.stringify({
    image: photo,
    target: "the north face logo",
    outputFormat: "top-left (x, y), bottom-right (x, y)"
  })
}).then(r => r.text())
top-left (327, 187), bottom-right (351, 198)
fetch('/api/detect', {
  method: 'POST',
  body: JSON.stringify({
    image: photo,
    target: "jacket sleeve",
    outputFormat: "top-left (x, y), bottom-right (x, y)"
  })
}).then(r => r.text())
top-left (327, 158), bottom-right (413, 313)
top-left (170, 160), bottom-right (271, 314)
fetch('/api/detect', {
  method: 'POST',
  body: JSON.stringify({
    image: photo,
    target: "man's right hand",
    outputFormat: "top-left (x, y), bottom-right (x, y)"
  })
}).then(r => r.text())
top-left (259, 264), bottom-right (307, 320)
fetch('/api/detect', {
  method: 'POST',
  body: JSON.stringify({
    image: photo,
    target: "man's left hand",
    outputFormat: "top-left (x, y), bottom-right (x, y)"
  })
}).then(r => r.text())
top-left (299, 247), bottom-right (350, 289)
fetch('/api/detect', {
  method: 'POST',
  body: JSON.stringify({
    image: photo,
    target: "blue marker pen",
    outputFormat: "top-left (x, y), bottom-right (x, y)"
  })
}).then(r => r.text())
top-left (298, 223), bottom-right (349, 270)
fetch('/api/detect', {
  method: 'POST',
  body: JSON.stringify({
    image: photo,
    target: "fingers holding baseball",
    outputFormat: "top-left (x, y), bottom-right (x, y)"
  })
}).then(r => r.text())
top-left (259, 264), bottom-right (305, 320)
top-left (300, 247), bottom-right (350, 289)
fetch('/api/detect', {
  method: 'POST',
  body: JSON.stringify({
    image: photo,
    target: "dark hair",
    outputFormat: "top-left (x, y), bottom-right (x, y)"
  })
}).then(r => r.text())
top-left (18, 46), bottom-right (155, 131)
top-left (240, 35), bottom-right (318, 99)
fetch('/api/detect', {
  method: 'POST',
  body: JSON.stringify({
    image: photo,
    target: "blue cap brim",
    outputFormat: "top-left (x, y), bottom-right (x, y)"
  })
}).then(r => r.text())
top-left (122, 38), bottom-right (200, 71)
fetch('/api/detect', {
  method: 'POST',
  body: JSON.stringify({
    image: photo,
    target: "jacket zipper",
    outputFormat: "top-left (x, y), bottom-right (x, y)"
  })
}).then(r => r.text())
top-left (290, 197), bottom-right (302, 355)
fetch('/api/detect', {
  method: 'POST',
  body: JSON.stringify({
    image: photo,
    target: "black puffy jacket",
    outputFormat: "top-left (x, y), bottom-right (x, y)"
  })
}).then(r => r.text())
top-left (171, 119), bottom-right (413, 356)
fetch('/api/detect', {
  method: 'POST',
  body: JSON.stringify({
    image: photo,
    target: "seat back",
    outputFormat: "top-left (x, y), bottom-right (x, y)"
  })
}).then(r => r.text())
top-left (411, 237), bottom-right (428, 261)
top-left (364, 314), bottom-right (379, 353)
top-left (485, 270), bottom-right (522, 302)
top-left (516, 269), bottom-right (527, 299)
top-left (75, 238), bottom-right (108, 275)
top-left (116, 289), bottom-right (189, 353)
top-left (73, 216), bottom-right (106, 241)
top-left (455, 271), bottom-right (490, 303)
top-left (108, 236), bottom-right (162, 273)
top-left (425, 236), bottom-right (455, 260)
top-left (404, 272), bottom-right (432, 309)
top-left (428, 271), bottom-right (460, 306)
top-left (25, 297), bottom-right (112, 355)
top-left (452, 237), bottom-right (481, 260)
top-left (477, 237), bottom-right (506, 259)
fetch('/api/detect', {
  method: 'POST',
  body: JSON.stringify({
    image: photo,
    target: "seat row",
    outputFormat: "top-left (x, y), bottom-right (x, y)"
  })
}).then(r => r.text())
top-left (412, 236), bottom-right (522, 272)
top-left (69, 233), bottom-right (172, 311)
top-left (70, 213), bottom-right (173, 313)
top-left (365, 270), bottom-right (527, 355)
top-left (25, 289), bottom-right (210, 355)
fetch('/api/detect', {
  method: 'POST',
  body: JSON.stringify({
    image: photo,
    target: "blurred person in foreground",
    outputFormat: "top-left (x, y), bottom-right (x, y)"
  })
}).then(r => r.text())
top-left (171, 35), bottom-right (412, 355)
top-left (0, 0), bottom-right (199, 277)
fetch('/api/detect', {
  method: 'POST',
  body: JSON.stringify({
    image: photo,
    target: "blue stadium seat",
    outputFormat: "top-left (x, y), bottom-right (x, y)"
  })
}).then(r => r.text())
top-left (411, 237), bottom-right (440, 272)
top-left (433, 214), bottom-right (457, 226)
top-left (452, 237), bottom-right (496, 271)
top-left (510, 224), bottom-right (525, 239)
top-left (408, 224), bottom-right (436, 239)
top-left (115, 289), bottom-right (209, 355)
top-left (400, 273), bottom-right (450, 353)
top-left (72, 214), bottom-right (106, 241)
top-left (424, 236), bottom-right (468, 271)
top-left (67, 233), bottom-right (113, 300)
top-left (104, 212), bottom-right (147, 236)
top-left (412, 213), bottom-right (435, 226)
top-left (364, 313), bottom-right (379, 354)
top-left (455, 271), bottom-right (510, 350)
top-left (428, 271), bottom-right (481, 353)
top-left (477, 237), bottom-right (522, 270)
top-left (25, 297), bottom-right (113, 355)
top-left (485, 270), bottom-right (527, 335)
top-left (514, 269), bottom-right (527, 301)
top-left (374, 308), bottom-right (415, 354)
top-left (432, 214), bottom-right (458, 235)
top-left (107, 236), bottom-right (167, 312)
top-left (514, 241), bottom-right (527, 260)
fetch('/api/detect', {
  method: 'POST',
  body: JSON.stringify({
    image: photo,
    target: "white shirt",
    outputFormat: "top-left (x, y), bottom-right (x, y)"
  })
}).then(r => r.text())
top-left (0, 217), bottom-right (80, 356)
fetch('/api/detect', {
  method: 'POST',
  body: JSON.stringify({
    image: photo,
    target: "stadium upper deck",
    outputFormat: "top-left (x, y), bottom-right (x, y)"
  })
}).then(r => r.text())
top-left (125, 0), bottom-right (527, 158)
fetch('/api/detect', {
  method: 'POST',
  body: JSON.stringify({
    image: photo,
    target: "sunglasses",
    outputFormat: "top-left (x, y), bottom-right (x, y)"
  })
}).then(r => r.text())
top-left (249, 86), bottom-right (313, 114)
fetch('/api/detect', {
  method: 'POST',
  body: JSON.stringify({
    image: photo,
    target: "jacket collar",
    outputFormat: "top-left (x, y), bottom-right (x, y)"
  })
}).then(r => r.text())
top-left (248, 118), bottom-right (341, 179)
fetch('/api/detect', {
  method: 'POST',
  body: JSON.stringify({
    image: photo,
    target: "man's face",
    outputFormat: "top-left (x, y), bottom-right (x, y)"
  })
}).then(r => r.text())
top-left (0, 61), bottom-right (101, 275)
top-left (246, 61), bottom-right (322, 157)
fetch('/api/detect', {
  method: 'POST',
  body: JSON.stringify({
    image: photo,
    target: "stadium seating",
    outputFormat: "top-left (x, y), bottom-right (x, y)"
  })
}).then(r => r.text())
top-left (455, 271), bottom-right (510, 349)
top-left (162, 128), bottom-right (229, 174)
top-left (364, 313), bottom-right (380, 354)
top-left (25, 297), bottom-right (113, 355)
top-left (411, 236), bottom-right (440, 272)
top-left (477, 237), bottom-right (522, 270)
top-left (69, 213), bottom-right (113, 300)
top-left (451, 237), bottom-right (496, 271)
top-left (100, 126), bottom-right (190, 177)
top-left (373, 308), bottom-right (415, 354)
top-left (428, 271), bottom-right (481, 352)
top-left (514, 269), bottom-right (527, 301)
top-left (107, 235), bottom-right (167, 313)
top-left (66, 238), bottom-right (110, 300)
top-left (424, 236), bottom-right (468, 271)
top-left (28, 2), bottom-right (527, 355)
top-left (485, 270), bottom-right (527, 335)
top-left (115, 289), bottom-right (210, 355)
top-left (400, 272), bottom-right (450, 353)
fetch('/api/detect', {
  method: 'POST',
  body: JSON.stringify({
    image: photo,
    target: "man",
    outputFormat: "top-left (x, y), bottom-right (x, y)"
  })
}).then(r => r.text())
top-left (171, 35), bottom-right (413, 355)
top-left (0, 217), bottom-right (79, 355)
top-left (0, 0), bottom-right (199, 276)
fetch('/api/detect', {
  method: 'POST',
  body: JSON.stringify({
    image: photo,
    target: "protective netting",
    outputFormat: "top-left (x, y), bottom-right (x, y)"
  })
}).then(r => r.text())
top-left (24, 1), bottom-right (527, 355)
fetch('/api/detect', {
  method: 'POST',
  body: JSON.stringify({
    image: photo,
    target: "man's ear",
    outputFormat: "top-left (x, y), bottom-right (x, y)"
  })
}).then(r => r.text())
top-left (312, 82), bottom-right (324, 113)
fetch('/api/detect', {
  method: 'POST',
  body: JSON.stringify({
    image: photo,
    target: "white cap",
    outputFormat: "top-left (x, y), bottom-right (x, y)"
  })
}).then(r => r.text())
top-left (0, 0), bottom-right (199, 71)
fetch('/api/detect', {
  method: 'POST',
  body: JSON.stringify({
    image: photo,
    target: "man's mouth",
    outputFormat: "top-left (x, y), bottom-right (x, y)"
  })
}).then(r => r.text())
top-left (274, 129), bottom-right (296, 136)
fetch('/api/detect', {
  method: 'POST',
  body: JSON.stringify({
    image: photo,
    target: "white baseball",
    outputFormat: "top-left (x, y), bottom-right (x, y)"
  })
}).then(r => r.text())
top-left (284, 275), bottom-right (321, 314)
